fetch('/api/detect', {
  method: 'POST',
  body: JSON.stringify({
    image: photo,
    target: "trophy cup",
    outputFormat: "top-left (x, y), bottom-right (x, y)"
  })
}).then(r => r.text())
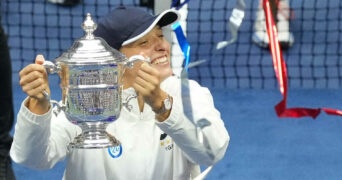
top-left (43, 13), bottom-right (128, 149)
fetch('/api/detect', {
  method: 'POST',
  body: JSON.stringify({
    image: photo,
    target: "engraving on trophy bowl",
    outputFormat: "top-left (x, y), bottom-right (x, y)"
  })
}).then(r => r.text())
top-left (63, 64), bottom-right (122, 124)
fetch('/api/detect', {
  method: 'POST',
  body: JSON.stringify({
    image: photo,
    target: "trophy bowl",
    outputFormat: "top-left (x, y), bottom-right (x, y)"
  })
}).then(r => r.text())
top-left (44, 13), bottom-right (127, 149)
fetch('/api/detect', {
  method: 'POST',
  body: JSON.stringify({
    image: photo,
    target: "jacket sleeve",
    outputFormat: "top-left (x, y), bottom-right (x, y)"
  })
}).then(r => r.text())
top-left (10, 98), bottom-right (80, 169)
top-left (156, 77), bottom-right (230, 166)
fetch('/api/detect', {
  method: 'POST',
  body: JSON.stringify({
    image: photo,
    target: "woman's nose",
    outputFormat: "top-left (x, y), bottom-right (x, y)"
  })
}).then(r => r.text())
top-left (154, 38), bottom-right (168, 51)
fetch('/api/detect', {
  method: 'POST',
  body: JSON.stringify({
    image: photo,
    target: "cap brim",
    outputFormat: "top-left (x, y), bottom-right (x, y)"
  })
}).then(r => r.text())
top-left (122, 9), bottom-right (180, 46)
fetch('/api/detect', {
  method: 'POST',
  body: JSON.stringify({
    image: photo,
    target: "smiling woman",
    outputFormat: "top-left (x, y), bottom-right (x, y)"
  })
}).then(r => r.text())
top-left (120, 26), bottom-right (173, 83)
top-left (10, 6), bottom-right (229, 180)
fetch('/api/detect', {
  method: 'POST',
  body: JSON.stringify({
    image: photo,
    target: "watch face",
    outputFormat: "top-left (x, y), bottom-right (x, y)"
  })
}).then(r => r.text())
top-left (164, 97), bottom-right (172, 110)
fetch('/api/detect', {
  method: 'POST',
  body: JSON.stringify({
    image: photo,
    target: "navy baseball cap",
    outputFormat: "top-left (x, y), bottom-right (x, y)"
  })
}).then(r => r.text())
top-left (94, 6), bottom-right (180, 50)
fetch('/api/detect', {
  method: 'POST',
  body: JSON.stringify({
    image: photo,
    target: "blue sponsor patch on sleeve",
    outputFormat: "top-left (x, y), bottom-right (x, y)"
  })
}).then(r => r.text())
top-left (108, 144), bottom-right (122, 158)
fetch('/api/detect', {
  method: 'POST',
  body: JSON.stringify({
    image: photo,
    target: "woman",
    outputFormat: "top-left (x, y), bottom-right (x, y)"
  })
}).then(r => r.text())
top-left (10, 6), bottom-right (229, 180)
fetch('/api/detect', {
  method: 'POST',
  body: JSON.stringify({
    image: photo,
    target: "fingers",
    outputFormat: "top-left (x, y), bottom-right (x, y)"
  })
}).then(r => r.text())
top-left (19, 54), bottom-right (50, 100)
top-left (133, 76), bottom-right (155, 95)
top-left (22, 76), bottom-right (49, 99)
top-left (35, 54), bottom-right (45, 65)
top-left (19, 54), bottom-right (46, 76)
top-left (133, 63), bottom-right (160, 96)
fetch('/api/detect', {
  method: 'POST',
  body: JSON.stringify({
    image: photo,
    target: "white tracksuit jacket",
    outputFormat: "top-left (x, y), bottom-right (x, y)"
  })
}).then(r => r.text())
top-left (10, 76), bottom-right (229, 180)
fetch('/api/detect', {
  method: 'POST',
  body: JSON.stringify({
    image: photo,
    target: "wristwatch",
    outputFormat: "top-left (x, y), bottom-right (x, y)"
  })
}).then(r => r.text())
top-left (155, 95), bottom-right (173, 115)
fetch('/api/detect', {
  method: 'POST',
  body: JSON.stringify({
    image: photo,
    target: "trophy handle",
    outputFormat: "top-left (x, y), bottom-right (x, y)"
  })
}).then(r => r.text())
top-left (43, 60), bottom-right (61, 74)
top-left (125, 55), bottom-right (150, 68)
top-left (42, 60), bottom-right (65, 115)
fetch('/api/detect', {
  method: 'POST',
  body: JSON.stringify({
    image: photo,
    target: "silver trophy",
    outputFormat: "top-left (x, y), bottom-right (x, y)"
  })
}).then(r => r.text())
top-left (43, 13), bottom-right (130, 149)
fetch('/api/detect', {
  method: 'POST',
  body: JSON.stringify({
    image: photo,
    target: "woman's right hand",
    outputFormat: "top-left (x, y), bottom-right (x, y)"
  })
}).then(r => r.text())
top-left (19, 54), bottom-right (51, 114)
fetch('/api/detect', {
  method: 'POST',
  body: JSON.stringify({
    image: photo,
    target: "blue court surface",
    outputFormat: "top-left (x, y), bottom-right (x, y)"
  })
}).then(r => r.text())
top-left (4, 0), bottom-right (342, 179)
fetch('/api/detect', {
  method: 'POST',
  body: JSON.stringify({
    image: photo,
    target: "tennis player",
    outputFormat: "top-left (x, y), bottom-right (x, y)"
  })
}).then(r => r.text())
top-left (10, 6), bottom-right (229, 179)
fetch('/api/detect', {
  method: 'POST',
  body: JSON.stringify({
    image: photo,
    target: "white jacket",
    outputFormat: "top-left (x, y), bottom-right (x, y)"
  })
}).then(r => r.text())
top-left (10, 76), bottom-right (229, 180)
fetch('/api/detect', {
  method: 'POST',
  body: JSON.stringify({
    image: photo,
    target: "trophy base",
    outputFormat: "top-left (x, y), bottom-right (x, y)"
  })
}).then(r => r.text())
top-left (69, 123), bottom-right (120, 149)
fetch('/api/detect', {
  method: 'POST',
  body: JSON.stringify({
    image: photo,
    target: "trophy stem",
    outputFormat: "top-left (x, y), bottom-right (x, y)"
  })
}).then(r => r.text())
top-left (69, 122), bottom-right (120, 149)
